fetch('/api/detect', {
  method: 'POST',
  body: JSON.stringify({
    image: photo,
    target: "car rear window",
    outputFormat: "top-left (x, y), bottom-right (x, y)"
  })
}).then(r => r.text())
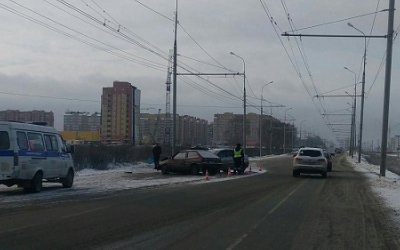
top-left (197, 150), bottom-right (219, 159)
top-left (299, 149), bottom-right (322, 157)
top-left (0, 131), bottom-right (10, 149)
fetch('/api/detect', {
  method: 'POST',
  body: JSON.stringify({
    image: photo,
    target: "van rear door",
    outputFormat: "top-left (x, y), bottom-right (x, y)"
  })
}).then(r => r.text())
top-left (0, 125), bottom-right (13, 179)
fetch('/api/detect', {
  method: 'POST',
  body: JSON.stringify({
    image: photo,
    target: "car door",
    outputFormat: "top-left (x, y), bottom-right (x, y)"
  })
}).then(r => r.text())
top-left (26, 132), bottom-right (49, 178)
top-left (44, 134), bottom-right (62, 178)
top-left (0, 127), bottom-right (13, 178)
top-left (186, 151), bottom-right (200, 171)
top-left (170, 152), bottom-right (187, 172)
top-left (219, 150), bottom-right (234, 169)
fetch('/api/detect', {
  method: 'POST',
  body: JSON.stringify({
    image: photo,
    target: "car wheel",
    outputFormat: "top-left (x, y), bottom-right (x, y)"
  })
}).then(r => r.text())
top-left (292, 170), bottom-right (300, 177)
top-left (62, 169), bottom-right (74, 188)
top-left (321, 172), bottom-right (327, 178)
top-left (161, 165), bottom-right (168, 175)
top-left (30, 172), bottom-right (43, 193)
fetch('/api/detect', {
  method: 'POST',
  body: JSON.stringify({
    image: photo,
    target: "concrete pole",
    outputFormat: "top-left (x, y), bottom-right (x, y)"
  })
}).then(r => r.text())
top-left (172, 0), bottom-right (178, 155)
top-left (230, 52), bottom-right (246, 154)
top-left (260, 81), bottom-right (273, 157)
top-left (380, 0), bottom-right (395, 176)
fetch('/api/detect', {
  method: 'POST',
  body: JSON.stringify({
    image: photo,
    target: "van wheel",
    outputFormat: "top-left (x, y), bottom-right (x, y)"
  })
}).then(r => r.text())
top-left (30, 172), bottom-right (43, 193)
top-left (62, 169), bottom-right (74, 188)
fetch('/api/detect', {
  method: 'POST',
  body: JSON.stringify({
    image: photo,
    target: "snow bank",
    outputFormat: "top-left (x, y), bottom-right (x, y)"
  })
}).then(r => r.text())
top-left (347, 156), bottom-right (400, 226)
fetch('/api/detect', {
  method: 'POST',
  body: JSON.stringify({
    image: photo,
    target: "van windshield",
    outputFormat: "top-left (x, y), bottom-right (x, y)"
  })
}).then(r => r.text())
top-left (0, 131), bottom-right (10, 150)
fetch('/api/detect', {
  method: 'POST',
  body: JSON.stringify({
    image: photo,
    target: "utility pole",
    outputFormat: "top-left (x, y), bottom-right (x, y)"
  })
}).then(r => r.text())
top-left (172, 0), bottom-right (178, 155)
top-left (230, 52), bottom-right (246, 154)
top-left (344, 66), bottom-right (357, 158)
top-left (380, 0), bottom-right (396, 177)
top-left (283, 107), bottom-right (292, 153)
top-left (347, 23), bottom-right (366, 163)
top-left (260, 81), bottom-right (274, 157)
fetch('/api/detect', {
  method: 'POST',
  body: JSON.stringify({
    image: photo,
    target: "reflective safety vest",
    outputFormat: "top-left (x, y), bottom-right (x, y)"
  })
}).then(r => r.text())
top-left (233, 148), bottom-right (243, 158)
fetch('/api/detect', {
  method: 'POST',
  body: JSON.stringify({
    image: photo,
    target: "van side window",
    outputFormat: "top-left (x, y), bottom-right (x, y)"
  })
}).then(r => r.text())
top-left (16, 131), bottom-right (28, 150)
top-left (27, 132), bottom-right (45, 152)
top-left (57, 135), bottom-right (67, 152)
top-left (0, 131), bottom-right (10, 150)
top-left (44, 134), bottom-right (59, 152)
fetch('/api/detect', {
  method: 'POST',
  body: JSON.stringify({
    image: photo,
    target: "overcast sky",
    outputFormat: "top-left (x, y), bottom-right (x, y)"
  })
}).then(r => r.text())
top-left (0, 0), bottom-right (399, 146)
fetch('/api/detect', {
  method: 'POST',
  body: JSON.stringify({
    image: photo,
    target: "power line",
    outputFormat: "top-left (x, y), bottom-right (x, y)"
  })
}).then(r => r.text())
top-left (3, 1), bottom-right (166, 71)
top-left (0, 91), bottom-right (99, 102)
top-left (289, 9), bottom-right (389, 32)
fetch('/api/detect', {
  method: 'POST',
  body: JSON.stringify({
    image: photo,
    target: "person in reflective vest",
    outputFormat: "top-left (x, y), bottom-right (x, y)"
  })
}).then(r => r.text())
top-left (233, 143), bottom-right (244, 174)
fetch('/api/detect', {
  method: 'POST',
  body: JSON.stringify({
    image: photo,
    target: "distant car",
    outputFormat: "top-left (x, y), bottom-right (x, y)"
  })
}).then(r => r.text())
top-left (157, 150), bottom-right (222, 175)
top-left (293, 147), bottom-right (328, 178)
top-left (209, 148), bottom-right (249, 174)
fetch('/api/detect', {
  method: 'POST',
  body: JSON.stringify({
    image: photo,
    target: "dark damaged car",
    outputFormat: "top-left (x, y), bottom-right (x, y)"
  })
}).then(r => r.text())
top-left (157, 150), bottom-right (222, 175)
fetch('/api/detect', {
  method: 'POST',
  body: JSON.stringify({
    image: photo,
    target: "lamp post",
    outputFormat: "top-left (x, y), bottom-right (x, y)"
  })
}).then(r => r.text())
top-left (260, 81), bottom-right (274, 157)
top-left (344, 66), bottom-right (357, 157)
top-left (347, 22), bottom-right (366, 163)
top-left (230, 52), bottom-right (246, 154)
top-left (283, 107), bottom-right (293, 153)
top-left (299, 120), bottom-right (305, 146)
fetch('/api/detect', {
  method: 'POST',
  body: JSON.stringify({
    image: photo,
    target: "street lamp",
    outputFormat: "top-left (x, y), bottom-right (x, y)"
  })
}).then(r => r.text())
top-left (348, 22), bottom-right (366, 163)
top-left (260, 81), bottom-right (274, 157)
top-left (230, 52), bottom-right (246, 154)
top-left (283, 107), bottom-right (293, 153)
top-left (299, 120), bottom-right (306, 146)
top-left (344, 66), bottom-right (357, 157)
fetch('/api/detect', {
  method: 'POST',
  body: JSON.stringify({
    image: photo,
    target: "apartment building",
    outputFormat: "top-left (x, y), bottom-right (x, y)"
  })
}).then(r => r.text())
top-left (212, 112), bottom-right (274, 147)
top-left (140, 113), bottom-right (208, 147)
top-left (63, 111), bottom-right (101, 131)
top-left (0, 110), bottom-right (54, 126)
top-left (101, 81), bottom-right (141, 144)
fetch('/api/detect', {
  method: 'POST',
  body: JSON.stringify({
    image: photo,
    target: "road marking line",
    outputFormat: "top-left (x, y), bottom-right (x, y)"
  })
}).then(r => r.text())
top-left (0, 206), bottom-right (109, 234)
top-left (268, 181), bottom-right (306, 215)
top-left (226, 180), bottom-right (306, 250)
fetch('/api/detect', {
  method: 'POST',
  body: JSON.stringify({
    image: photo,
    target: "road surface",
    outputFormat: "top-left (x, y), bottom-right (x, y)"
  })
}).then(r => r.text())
top-left (0, 155), bottom-right (399, 249)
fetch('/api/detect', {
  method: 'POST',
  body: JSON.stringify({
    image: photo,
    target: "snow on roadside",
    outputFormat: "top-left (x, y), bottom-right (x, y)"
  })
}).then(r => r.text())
top-left (0, 159), bottom-right (268, 207)
top-left (347, 155), bottom-right (400, 225)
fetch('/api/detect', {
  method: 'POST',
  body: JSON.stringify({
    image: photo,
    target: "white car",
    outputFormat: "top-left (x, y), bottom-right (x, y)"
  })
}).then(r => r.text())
top-left (292, 147), bottom-right (327, 178)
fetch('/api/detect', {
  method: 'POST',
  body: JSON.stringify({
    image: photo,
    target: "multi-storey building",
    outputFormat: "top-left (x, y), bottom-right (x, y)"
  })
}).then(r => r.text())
top-left (213, 112), bottom-right (242, 147)
top-left (213, 112), bottom-right (283, 148)
top-left (62, 111), bottom-right (101, 144)
top-left (178, 115), bottom-right (208, 147)
top-left (0, 110), bottom-right (54, 126)
top-left (139, 113), bottom-right (208, 147)
top-left (63, 111), bottom-right (101, 131)
top-left (101, 81), bottom-right (141, 144)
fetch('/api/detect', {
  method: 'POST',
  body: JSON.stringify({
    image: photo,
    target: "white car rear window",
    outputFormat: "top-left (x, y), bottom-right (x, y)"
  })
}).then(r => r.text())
top-left (299, 150), bottom-right (322, 157)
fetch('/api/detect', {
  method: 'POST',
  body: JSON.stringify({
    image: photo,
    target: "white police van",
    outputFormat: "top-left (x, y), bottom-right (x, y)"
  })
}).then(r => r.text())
top-left (0, 121), bottom-right (75, 192)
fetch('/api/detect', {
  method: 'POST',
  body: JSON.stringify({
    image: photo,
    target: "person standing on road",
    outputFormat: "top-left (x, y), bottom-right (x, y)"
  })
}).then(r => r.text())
top-left (152, 143), bottom-right (162, 170)
top-left (233, 143), bottom-right (244, 174)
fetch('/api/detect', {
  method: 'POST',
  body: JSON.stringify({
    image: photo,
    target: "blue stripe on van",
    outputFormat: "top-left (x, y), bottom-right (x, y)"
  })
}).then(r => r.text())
top-left (1, 150), bottom-right (65, 158)
top-left (18, 151), bottom-right (61, 158)
top-left (0, 150), bottom-right (13, 156)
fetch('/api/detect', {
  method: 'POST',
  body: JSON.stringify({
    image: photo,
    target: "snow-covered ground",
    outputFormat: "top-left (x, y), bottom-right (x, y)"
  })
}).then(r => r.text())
top-left (0, 158), bottom-right (270, 207)
top-left (347, 155), bottom-right (400, 226)
top-left (2, 153), bottom-right (398, 228)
